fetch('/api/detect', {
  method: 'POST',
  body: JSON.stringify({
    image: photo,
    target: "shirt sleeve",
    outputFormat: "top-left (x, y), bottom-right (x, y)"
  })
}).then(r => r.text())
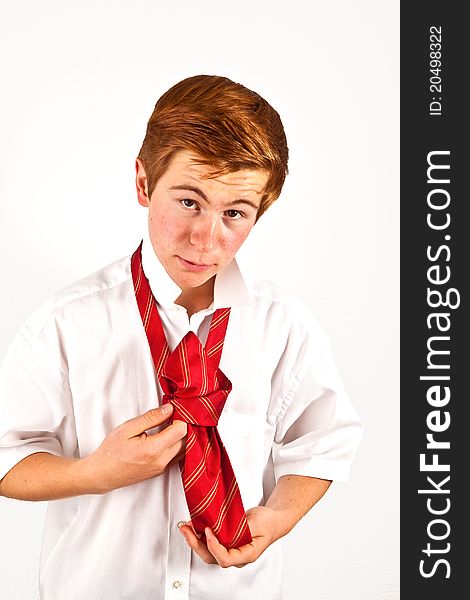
top-left (0, 317), bottom-right (77, 481)
top-left (272, 307), bottom-right (363, 483)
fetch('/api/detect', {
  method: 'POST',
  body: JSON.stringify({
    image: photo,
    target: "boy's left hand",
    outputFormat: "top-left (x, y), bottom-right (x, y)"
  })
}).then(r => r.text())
top-left (178, 506), bottom-right (281, 568)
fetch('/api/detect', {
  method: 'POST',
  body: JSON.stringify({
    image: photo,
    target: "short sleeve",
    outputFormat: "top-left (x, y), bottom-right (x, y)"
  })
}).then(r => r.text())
top-left (0, 319), bottom-right (77, 481)
top-left (273, 310), bottom-right (363, 483)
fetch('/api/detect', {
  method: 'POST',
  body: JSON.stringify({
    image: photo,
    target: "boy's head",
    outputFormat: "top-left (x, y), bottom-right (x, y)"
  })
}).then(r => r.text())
top-left (137, 74), bottom-right (288, 221)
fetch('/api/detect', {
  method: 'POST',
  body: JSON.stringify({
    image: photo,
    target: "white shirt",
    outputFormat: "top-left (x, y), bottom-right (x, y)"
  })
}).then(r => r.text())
top-left (0, 232), bottom-right (362, 600)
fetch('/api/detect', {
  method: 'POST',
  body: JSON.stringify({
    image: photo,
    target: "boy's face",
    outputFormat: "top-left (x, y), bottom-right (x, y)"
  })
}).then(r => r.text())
top-left (136, 150), bottom-right (268, 293)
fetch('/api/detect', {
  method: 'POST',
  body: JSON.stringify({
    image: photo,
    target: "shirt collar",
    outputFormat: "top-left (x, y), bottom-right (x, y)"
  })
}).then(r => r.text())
top-left (140, 228), bottom-right (252, 310)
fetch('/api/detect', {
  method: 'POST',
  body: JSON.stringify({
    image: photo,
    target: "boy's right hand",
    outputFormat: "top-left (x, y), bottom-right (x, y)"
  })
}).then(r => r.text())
top-left (81, 403), bottom-right (187, 494)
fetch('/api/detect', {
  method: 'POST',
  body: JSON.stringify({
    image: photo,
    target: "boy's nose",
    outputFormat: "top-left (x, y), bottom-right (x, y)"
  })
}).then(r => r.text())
top-left (189, 215), bottom-right (219, 252)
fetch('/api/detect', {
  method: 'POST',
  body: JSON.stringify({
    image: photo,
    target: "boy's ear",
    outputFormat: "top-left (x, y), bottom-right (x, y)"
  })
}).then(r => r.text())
top-left (136, 158), bottom-right (150, 207)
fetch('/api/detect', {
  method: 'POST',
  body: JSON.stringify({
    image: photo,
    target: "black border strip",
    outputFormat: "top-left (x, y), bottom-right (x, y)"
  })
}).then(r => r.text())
top-left (401, 3), bottom-right (467, 597)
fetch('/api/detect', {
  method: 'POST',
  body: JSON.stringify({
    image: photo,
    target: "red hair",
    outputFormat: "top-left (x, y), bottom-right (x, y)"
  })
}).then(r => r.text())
top-left (138, 75), bottom-right (288, 219)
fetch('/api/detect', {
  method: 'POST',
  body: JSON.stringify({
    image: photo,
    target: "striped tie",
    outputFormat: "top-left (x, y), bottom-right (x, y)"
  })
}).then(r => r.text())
top-left (131, 244), bottom-right (252, 549)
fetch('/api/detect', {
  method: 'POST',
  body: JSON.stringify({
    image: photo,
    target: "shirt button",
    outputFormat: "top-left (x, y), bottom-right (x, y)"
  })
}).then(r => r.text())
top-left (172, 580), bottom-right (183, 589)
top-left (177, 521), bottom-right (186, 528)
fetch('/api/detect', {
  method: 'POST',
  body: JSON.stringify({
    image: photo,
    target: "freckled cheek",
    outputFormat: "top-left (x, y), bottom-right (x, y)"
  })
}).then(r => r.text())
top-left (150, 212), bottom-right (188, 244)
top-left (222, 229), bottom-right (252, 257)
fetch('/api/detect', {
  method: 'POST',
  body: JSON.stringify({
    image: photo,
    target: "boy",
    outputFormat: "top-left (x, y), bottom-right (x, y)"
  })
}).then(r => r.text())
top-left (0, 75), bottom-right (362, 599)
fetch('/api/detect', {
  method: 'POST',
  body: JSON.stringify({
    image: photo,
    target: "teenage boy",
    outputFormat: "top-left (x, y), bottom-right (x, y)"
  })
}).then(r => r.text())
top-left (0, 75), bottom-right (362, 600)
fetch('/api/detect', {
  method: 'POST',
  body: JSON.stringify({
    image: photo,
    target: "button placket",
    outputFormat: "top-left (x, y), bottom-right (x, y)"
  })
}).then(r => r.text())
top-left (164, 468), bottom-right (191, 600)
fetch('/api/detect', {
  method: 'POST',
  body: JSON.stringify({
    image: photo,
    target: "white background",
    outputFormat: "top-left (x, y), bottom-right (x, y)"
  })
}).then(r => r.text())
top-left (0, 1), bottom-right (399, 599)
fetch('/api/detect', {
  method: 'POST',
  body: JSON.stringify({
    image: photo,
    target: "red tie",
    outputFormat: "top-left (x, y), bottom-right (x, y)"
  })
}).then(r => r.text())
top-left (131, 244), bottom-right (252, 549)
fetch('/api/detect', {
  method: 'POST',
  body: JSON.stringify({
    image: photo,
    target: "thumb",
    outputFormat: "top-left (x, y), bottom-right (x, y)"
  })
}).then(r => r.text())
top-left (123, 403), bottom-right (174, 438)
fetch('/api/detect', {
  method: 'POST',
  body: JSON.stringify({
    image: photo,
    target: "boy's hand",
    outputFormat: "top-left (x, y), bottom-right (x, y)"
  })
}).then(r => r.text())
top-left (178, 506), bottom-right (281, 568)
top-left (178, 475), bottom-right (332, 568)
top-left (82, 403), bottom-right (187, 494)
top-left (0, 403), bottom-right (187, 501)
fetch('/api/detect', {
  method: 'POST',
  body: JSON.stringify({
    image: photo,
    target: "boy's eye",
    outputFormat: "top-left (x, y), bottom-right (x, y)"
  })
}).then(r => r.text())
top-left (181, 199), bottom-right (197, 208)
top-left (225, 209), bottom-right (242, 219)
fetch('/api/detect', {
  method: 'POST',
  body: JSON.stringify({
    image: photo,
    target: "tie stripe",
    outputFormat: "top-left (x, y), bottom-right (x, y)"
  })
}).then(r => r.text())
top-left (185, 430), bottom-right (197, 453)
top-left (131, 243), bottom-right (252, 549)
top-left (199, 343), bottom-right (209, 395)
top-left (189, 468), bottom-right (222, 519)
top-left (183, 434), bottom-right (214, 490)
top-left (206, 338), bottom-right (224, 359)
top-left (199, 395), bottom-right (219, 423)
top-left (228, 513), bottom-right (251, 549)
top-left (213, 478), bottom-right (238, 532)
top-left (170, 399), bottom-right (195, 424)
top-left (179, 341), bottom-right (191, 389)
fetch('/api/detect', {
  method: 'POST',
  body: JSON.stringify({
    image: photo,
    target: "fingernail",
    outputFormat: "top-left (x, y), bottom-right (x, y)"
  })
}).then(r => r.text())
top-left (161, 403), bottom-right (172, 415)
top-left (205, 527), bottom-right (211, 539)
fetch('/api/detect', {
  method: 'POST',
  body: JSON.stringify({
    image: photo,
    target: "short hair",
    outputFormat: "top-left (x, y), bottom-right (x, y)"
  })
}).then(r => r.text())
top-left (138, 75), bottom-right (288, 219)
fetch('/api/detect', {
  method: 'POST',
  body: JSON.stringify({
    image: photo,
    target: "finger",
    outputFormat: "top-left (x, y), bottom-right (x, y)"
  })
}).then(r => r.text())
top-left (160, 439), bottom-right (187, 468)
top-left (179, 524), bottom-right (216, 564)
top-left (205, 528), bottom-right (256, 568)
top-left (167, 447), bottom-right (186, 467)
top-left (183, 520), bottom-right (201, 538)
top-left (204, 528), bottom-right (233, 566)
top-left (121, 404), bottom-right (174, 437)
top-left (149, 419), bottom-right (187, 449)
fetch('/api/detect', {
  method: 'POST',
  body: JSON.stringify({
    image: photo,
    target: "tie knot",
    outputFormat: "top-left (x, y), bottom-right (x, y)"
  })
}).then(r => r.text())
top-left (163, 386), bottom-right (231, 427)
top-left (159, 329), bottom-right (232, 426)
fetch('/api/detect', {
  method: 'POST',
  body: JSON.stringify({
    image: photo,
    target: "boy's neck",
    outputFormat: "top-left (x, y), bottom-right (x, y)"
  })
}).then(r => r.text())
top-left (175, 276), bottom-right (216, 318)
